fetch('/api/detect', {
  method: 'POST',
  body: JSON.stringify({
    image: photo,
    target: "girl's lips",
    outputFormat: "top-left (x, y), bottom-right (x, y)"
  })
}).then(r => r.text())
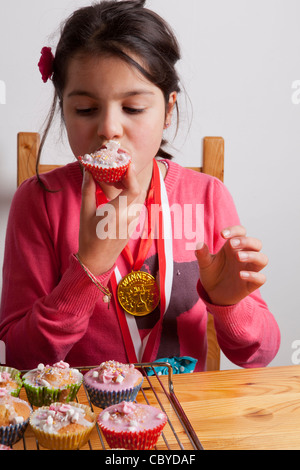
top-left (94, 144), bottom-right (130, 155)
top-left (118, 148), bottom-right (130, 155)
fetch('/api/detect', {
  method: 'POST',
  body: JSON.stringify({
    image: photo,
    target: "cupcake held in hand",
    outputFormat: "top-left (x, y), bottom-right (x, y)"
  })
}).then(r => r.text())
top-left (78, 140), bottom-right (131, 184)
top-left (30, 402), bottom-right (96, 450)
top-left (98, 401), bottom-right (167, 450)
top-left (84, 361), bottom-right (143, 408)
top-left (22, 360), bottom-right (83, 407)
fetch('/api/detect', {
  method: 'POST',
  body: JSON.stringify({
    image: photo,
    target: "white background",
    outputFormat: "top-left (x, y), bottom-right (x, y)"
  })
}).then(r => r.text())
top-left (0, 0), bottom-right (299, 369)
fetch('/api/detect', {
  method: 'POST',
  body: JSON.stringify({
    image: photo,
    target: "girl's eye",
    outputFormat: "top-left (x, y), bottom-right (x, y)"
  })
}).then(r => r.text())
top-left (123, 107), bottom-right (145, 115)
top-left (76, 108), bottom-right (97, 115)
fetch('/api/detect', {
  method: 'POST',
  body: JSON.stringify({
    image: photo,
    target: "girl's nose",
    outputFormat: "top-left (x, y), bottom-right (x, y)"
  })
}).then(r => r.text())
top-left (97, 107), bottom-right (123, 141)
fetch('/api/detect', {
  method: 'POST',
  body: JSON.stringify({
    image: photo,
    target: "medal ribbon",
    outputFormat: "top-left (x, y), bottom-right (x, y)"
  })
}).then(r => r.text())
top-left (134, 162), bottom-right (173, 363)
top-left (96, 160), bottom-right (173, 363)
top-left (118, 171), bottom-right (155, 272)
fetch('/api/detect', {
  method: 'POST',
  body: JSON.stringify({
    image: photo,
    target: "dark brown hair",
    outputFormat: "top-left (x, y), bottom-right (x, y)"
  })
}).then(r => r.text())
top-left (37, 0), bottom-right (181, 187)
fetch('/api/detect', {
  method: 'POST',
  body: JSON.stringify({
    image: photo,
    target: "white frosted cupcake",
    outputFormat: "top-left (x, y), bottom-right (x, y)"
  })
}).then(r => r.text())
top-left (0, 388), bottom-right (31, 446)
top-left (0, 367), bottom-right (22, 397)
top-left (22, 361), bottom-right (83, 407)
top-left (78, 140), bottom-right (131, 184)
top-left (83, 361), bottom-right (143, 409)
top-left (30, 402), bottom-right (96, 450)
top-left (98, 401), bottom-right (167, 450)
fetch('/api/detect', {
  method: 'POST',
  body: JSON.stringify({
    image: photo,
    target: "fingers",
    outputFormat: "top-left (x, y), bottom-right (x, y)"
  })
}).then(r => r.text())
top-left (108, 164), bottom-right (146, 233)
top-left (80, 169), bottom-right (96, 220)
top-left (240, 270), bottom-right (266, 286)
top-left (222, 224), bottom-right (268, 277)
top-left (222, 225), bottom-right (261, 249)
top-left (78, 165), bottom-right (146, 275)
top-left (222, 225), bottom-right (247, 240)
top-left (195, 242), bottom-right (214, 269)
top-left (118, 163), bottom-right (146, 206)
top-left (237, 250), bottom-right (268, 269)
top-left (222, 226), bottom-right (255, 252)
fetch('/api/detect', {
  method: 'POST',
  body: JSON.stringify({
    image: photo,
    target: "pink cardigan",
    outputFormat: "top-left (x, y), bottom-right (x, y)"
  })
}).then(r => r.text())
top-left (0, 160), bottom-right (280, 370)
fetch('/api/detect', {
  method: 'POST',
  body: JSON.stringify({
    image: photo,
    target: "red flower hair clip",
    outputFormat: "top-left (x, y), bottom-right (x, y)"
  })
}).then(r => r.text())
top-left (38, 47), bottom-right (54, 83)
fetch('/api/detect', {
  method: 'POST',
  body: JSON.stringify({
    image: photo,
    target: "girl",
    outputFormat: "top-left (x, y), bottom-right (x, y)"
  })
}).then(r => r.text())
top-left (0, 0), bottom-right (280, 370)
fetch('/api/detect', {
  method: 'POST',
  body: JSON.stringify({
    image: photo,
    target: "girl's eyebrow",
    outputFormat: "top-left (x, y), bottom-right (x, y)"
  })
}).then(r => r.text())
top-left (66, 89), bottom-right (155, 99)
top-left (120, 90), bottom-right (155, 98)
top-left (67, 90), bottom-right (98, 99)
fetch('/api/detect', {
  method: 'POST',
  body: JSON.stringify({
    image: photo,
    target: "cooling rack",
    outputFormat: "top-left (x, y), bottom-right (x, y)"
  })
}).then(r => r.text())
top-left (12, 362), bottom-right (204, 451)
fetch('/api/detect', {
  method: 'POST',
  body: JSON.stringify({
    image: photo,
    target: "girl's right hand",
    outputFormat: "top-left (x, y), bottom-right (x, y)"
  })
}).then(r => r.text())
top-left (77, 165), bottom-right (146, 276)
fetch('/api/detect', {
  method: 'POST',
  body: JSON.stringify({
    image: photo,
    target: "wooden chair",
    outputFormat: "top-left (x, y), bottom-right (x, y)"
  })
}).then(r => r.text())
top-left (17, 133), bottom-right (60, 186)
top-left (188, 136), bottom-right (224, 372)
top-left (17, 132), bottom-right (223, 371)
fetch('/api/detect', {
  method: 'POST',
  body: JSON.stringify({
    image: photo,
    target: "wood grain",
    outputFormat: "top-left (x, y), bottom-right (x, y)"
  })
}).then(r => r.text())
top-left (17, 132), bottom-right (60, 186)
top-left (13, 365), bottom-right (300, 450)
top-left (203, 136), bottom-right (224, 183)
top-left (162, 365), bottom-right (300, 450)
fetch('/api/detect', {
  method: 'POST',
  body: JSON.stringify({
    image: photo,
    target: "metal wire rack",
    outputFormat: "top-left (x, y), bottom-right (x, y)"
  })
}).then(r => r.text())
top-left (13, 362), bottom-right (204, 451)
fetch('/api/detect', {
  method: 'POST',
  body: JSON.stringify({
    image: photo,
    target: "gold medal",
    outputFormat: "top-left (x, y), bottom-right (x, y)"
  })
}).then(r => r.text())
top-left (117, 271), bottom-right (160, 317)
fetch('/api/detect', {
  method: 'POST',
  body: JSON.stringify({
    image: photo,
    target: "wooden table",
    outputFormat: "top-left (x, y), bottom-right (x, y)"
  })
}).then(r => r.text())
top-left (13, 365), bottom-right (300, 451)
top-left (166, 365), bottom-right (300, 450)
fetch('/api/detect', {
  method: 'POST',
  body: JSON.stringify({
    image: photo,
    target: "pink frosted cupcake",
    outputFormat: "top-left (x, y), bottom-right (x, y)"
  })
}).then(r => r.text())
top-left (78, 140), bottom-right (131, 184)
top-left (98, 401), bottom-right (167, 450)
top-left (84, 361), bottom-right (143, 409)
top-left (0, 444), bottom-right (12, 450)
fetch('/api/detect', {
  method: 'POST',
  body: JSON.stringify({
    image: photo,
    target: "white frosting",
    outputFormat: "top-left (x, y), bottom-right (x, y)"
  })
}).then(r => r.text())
top-left (98, 401), bottom-right (167, 433)
top-left (101, 411), bottom-right (110, 422)
top-left (81, 140), bottom-right (130, 168)
top-left (23, 362), bottom-right (82, 389)
top-left (84, 361), bottom-right (141, 390)
top-left (30, 403), bottom-right (93, 434)
top-left (0, 389), bottom-right (31, 425)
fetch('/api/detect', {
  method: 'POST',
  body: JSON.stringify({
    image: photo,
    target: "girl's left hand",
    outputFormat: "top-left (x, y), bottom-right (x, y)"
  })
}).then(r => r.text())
top-left (195, 225), bottom-right (268, 306)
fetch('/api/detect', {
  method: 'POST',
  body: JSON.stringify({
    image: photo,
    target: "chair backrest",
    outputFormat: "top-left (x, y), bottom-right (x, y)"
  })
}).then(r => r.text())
top-left (17, 131), bottom-right (223, 371)
top-left (17, 132), bottom-right (60, 186)
top-left (186, 136), bottom-right (223, 371)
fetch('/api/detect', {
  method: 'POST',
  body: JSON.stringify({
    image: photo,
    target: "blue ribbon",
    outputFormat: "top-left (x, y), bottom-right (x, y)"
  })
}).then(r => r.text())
top-left (147, 356), bottom-right (198, 376)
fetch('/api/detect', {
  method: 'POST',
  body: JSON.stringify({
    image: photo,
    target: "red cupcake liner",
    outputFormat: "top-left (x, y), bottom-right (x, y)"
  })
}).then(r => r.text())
top-left (99, 420), bottom-right (167, 450)
top-left (0, 444), bottom-right (12, 450)
top-left (78, 157), bottom-right (131, 184)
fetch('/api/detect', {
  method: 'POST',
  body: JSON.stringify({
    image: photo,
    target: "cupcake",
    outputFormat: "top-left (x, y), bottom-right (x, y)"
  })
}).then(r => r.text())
top-left (0, 388), bottom-right (31, 446)
top-left (0, 366), bottom-right (22, 397)
top-left (78, 140), bottom-right (131, 184)
top-left (84, 361), bottom-right (143, 409)
top-left (98, 401), bottom-right (167, 450)
top-left (30, 402), bottom-right (96, 450)
top-left (22, 361), bottom-right (83, 407)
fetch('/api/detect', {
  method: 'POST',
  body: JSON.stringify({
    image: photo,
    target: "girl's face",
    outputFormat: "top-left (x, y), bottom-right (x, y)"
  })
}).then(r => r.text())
top-left (62, 53), bottom-right (176, 184)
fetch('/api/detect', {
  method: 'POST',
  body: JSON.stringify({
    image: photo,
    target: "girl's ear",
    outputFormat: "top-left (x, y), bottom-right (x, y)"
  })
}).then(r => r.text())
top-left (165, 91), bottom-right (177, 128)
